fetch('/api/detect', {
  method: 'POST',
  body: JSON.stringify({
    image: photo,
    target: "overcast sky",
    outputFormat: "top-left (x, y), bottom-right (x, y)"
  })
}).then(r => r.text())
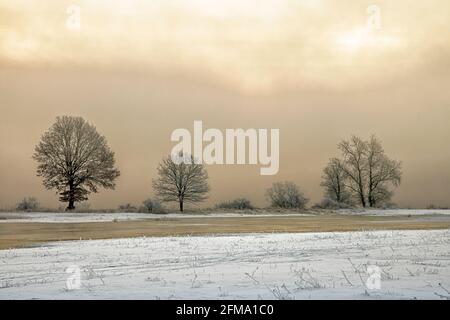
top-left (1, 0), bottom-right (449, 209)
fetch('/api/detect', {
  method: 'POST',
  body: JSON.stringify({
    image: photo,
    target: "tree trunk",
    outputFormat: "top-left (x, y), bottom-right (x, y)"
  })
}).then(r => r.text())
top-left (179, 199), bottom-right (184, 212)
top-left (66, 181), bottom-right (75, 211)
top-left (336, 177), bottom-right (341, 203)
top-left (368, 195), bottom-right (376, 207)
top-left (357, 169), bottom-right (366, 207)
top-left (67, 199), bottom-right (75, 211)
top-left (360, 192), bottom-right (366, 207)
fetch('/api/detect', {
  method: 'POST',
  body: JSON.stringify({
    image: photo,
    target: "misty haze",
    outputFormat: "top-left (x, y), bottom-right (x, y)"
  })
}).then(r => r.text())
top-left (0, 0), bottom-right (449, 304)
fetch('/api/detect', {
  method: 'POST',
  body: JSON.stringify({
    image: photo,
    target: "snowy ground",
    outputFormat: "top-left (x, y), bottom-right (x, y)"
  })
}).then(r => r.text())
top-left (337, 209), bottom-right (450, 216)
top-left (0, 211), bottom-right (315, 223)
top-left (0, 211), bottom-right (161, 223)
top-left (1, 229), bottom-right (449, 299)
top-left (1, 209), bottom-right (449, 223)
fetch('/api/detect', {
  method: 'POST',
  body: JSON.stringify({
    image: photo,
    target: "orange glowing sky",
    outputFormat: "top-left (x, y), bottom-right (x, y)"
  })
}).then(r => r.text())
top-left (1, 0), bottom-right (450, 209)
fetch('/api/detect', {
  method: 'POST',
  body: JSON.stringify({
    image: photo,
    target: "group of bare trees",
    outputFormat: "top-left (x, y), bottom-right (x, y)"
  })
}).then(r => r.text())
top-left (33, 116), bottom-right (209, 212)
top-left (33, 116), bottom-right (401, 212)
top-left (33, 116), bottom-right (306, 213)
top-left (321, 135), bottom-right (402, 208)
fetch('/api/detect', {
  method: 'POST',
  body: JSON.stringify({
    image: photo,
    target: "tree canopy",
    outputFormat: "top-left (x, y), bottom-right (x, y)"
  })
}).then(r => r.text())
top-left (33, 116), bottom-right (120, 210)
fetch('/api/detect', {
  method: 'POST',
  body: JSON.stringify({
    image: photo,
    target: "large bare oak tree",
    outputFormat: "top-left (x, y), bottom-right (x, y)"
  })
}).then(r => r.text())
top-left (152, 154), bottom-right (209, 212)
top-left (33, 116), bottom-right (120, 210)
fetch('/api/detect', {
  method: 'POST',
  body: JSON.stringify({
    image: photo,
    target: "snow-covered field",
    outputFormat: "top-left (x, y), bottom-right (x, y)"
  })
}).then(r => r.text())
top-left (1, 229), bottom-right (449, 299)
top-left (0, 211), bottom-right (160, 223)
top-left (1, 209), bottom-right (449, 223)
top-left (337, 209), bottom-right (450, 216)
top-left (0, 211), bottom-right (316, 223)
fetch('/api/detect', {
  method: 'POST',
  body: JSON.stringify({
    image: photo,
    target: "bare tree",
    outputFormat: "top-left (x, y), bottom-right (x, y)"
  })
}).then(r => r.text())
top-left (338, 136), bottom-right (369, 207)
top-left (33, 116), bottom-right (120, 210)
top-left (152, 154), bottom-right (209, 212)
top-left (335, 135), bottom-right (402, 208)
top-left (266, 181), bottom-right (308, 209)
top-left (366, 136), bottom-right (402, 207)
top-left (321, 158), bottom-right (352, 204)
